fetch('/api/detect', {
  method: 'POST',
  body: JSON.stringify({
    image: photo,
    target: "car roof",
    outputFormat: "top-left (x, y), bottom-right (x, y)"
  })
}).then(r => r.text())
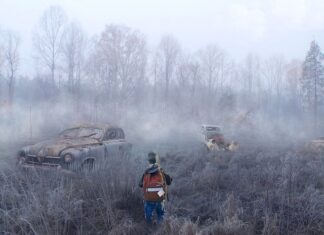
top-left (68, 124), bottom-right (121, 131)
top-left (201, 124), bottom-right (222, 129)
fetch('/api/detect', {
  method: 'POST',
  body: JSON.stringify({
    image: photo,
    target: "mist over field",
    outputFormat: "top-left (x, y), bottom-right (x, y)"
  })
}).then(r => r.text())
top-left (0, 1), bottom-right (324, 234)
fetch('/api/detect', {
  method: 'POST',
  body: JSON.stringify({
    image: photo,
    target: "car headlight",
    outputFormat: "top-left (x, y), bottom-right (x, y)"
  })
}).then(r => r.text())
top-left (18, 150), bottom-right (26, 157)
top-left (64, 154), bottom-right (74, 163)
top-left (17, 150), bottom-right (26, 163)
top-left (18, 156), bottom-right (26, 164)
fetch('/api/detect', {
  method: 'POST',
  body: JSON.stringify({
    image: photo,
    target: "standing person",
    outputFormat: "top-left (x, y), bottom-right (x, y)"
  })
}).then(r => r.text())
top-left (139, 152), bottom-right (172, 224)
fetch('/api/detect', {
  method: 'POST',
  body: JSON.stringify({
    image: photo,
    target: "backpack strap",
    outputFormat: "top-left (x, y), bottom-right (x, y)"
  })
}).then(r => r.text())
top-left (160, 169), bottom-right (172, 185)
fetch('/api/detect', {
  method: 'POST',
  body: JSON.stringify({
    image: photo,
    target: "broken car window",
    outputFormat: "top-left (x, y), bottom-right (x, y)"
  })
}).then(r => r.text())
top-left (59, 127), bottom-right (103, 139)
top-left (78, 128), bottom-right (103, 139)
top-left (117, 129), bottom-right (125, 139)
top-left (59, 128), bottom-right (79, 138)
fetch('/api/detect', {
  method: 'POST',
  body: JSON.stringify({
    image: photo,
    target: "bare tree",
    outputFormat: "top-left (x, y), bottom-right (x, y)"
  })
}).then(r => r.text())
top-left (62, 22), bottom-right (86, 93)
top-left (96, 24), bottom-right (147, 108)
top-left (199, 44), bottom-right (226, 99)
top-left (176, 54), bottom-right (191, 90)
top-left (84, 36), bottom-right (102, 88)
top-left (187, 57), bottom-right (201, 97)
top-left (286, 59), bottom-right (302, 102)
top-left (150, 50), bottom-right (163, 107)
top-left (157, 35), bottom-right (181, 105)
top-left (2, 31), bottom-right (20, 105)
top-left (198, 44), bottom-right (228, 120)
top-left (262, 56), bottom-right (286, 118)
top-left (176, 53), bottom-right (201, 115)
top-left (242, 53), bottom-right (260, 94)
top-left (33, 5), bottom-right (67, 86)
top-left (61, 21), bottom-right (87, 113)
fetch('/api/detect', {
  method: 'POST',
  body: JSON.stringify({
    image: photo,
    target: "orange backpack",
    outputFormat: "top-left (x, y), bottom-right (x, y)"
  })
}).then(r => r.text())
top-left (143, 170), bottom-right (167, 202)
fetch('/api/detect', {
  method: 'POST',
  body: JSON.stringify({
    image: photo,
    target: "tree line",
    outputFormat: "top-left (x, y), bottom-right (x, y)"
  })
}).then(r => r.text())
top-left (0, 5), bottom-right (323, 135)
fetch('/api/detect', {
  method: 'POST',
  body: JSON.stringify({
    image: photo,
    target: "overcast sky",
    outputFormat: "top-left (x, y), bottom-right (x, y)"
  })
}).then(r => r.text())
top-left (1, 0), bottom-right (324, 76)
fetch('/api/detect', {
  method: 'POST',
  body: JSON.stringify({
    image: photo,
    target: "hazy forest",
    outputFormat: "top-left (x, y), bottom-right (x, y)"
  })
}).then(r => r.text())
top-left (0, 4), bottom-right (323, 235)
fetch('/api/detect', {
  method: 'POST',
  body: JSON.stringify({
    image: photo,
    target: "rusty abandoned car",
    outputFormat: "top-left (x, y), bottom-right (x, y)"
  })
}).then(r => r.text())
top-left (17, 124), bottom-right (132, 172)
top-left (201, 124), bottom-right (238, 152)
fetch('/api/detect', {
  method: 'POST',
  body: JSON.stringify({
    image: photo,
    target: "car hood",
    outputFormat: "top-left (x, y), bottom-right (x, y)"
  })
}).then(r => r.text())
top-left (23, 137), bottom-right (101, 157)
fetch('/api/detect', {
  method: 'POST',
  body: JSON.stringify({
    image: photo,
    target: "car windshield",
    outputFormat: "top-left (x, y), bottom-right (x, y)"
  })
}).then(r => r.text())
top-left (78, 127), bottom-right (103, 139)
top-left (206, 131), bottom-right (223, 139)
top-left (59, 127), bottom-right (104, 139)
top-left (59, 128), bottom-right (79, 138)
top-left (205, 126), bottom-right (221, 132)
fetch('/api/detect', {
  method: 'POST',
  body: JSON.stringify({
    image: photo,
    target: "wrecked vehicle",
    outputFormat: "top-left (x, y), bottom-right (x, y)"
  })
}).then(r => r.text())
top-left (17, 124), bottom-right (132, 172)
top-left (305, 137), bottom-right (324, 153)
top-left (201, 124), bottom-right (238, 152)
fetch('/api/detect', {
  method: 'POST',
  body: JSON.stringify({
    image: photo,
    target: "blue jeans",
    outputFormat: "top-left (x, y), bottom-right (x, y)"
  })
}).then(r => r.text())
top-left (144, 201), bottom-right (165, 224)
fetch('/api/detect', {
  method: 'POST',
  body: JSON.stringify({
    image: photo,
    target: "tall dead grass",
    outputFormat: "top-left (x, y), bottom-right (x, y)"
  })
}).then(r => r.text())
top-left (0, 143), bottom-right (323, 234)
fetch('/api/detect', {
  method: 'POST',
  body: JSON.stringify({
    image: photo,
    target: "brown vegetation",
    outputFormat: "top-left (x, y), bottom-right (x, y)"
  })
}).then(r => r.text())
top-left (0, 142), bottom-right (323, 235)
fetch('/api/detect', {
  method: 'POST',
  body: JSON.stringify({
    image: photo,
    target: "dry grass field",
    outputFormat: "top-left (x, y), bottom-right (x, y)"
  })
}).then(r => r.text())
top-left (0, 138), bottom-right (323, 235)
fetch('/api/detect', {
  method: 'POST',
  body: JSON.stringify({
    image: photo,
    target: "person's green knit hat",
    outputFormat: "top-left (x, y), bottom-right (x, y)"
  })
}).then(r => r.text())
top-left (147, 152), bottom-right (157, 164)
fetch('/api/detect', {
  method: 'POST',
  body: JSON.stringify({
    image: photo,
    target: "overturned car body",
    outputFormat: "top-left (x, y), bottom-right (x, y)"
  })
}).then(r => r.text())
top-left (17, 124), bottom-right (132, 172)
top-left (201, 124), bottom-right (238, 152)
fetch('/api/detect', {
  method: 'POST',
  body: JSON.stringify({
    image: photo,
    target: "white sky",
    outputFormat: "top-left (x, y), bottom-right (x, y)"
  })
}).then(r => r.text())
top-left (1, 0), bottom-right (324, 76)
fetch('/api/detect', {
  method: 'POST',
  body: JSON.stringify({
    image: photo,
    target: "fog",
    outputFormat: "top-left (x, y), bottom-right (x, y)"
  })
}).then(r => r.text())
top-left (0, 2), bottom-right (323, 145)
top-left (0, 2), bottom-right (324, 235)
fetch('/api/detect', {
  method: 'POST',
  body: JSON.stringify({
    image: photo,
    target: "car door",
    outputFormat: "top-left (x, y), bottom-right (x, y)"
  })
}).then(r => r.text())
top-left (115, 128), bottom-right (131, 155)
top-left (104, 128), bottom-right (131, 157)
top-left (103, 128), bottom-right (123, 157)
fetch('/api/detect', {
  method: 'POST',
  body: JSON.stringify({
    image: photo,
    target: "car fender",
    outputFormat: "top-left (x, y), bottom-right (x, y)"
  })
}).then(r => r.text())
top-left (60, 144), bottom-right (105, 167)
top-left (103, 140), bottom-right (131, 156)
